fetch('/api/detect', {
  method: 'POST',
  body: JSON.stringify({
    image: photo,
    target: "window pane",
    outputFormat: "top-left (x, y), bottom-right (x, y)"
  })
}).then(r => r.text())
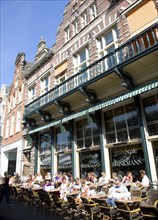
top-left (106, 133), bottom-right (116, 144)
top-left (126, 104), bottom-right (139, 126)
top-left (105, 31), bottom-right (113, 46)
top-left (117, 130), bottom-right (128, 142)
top-left (77, 130), bottom-right (83, 139)
top-left (129, 128), bottom-right (140, 139)
top-left (85, 138), bottom-right (92, 148)
top-left (114, 107), bottom-right (126, 129)
top-left (80, 50), bottom-right (86, 63)
top-left (148, 124), bottom-right (158, 136)
top-left (77, 140), bottom-right (83, 149)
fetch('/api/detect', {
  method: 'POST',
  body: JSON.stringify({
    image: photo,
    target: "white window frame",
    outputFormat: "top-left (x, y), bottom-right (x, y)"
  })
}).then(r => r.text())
top-left (81, 11), bottom-right (88, 28)
top-left (73, 19), bottom-right (79, 35)
top-left (16, 109), bottom-right (21, 133)
top-left (5, 118), bottom-right (10, 139)
top-left (98, 27), bottom-right (118, 58)
top-left (10, 114), bottom-right (15, 136)
top-left (40, 74), bottom-right (50, 95)
top-left (65, 27), bottom-right (70, 41)
top-left (74, 48), bottom-right (89, 73)
top-left (90, 3), bottom-right (97, 20)
top-left (28, 85), bottom-right (36, 103)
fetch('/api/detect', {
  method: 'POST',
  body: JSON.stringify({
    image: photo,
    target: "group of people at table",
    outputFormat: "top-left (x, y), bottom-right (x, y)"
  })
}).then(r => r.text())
top-left (8, 169), bottom-right (150, 207)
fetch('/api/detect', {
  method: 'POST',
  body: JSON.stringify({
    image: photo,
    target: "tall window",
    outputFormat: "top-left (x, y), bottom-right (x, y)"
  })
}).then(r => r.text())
top-left (74, 48), bottom-right (89, 73)
top-left (12, 93), bottom-right (16, 109)
top-left (18, 87), bottom-right (22, 103)
top-left (143, 94), bottom-right (158, 136)
top-left (10, 114), bottom-right (15, 136)
top-left (16, 109), bottom-right (21, 133)
top-left (41, 75), bottom-right (49, 95)
top-left (73, 19), bottom-right (79, 35)
top-left (65, 27), bottom-right (70, 41)
top-left (76, 115), bottom-right (100, 149)
top-left (98, 27), bottom-right (119, 69)
top-left (28, 85), bottom-right (36, 103)
top-left (55, 71), bottom-right (67, 95)
top-left (104, 103), bottom-right (140, 144)
top-left (81, 11), bottom-right (88, 28)
top-left (90, 3), bottom-right (97, 20)
top-left (55, 124), bottom-right (71, 152)
top-left (5, 118), bottom-right (10, 138)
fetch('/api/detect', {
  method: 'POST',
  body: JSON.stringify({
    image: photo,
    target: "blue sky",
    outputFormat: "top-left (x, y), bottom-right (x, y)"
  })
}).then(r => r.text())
top-left (0, 0), bottom-right (69, 87)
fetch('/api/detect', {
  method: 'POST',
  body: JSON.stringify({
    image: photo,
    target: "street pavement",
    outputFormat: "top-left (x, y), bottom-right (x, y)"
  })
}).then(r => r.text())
top-left (0, 197), bottom-right (58, 220)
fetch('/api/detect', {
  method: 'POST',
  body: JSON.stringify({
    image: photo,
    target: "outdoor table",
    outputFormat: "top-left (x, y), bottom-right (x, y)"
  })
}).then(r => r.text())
top-left (47, 189), bottom-right (60, 197)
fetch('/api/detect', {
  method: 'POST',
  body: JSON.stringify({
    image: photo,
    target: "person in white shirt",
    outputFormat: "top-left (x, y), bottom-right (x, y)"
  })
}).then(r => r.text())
top-left (106, 178), bottom-right (130, 207)
top-left (136, 170), bottom-right (150, 189)
top-left (99, 172), bottom-right (109, 185)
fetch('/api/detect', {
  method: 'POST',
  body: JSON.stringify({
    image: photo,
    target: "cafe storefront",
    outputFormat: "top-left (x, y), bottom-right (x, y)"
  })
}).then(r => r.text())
top-left (79, 150), bottom-right (101, 177)
top-left (110, 144), bottom-right (145, 180)
top-left (39, 131), bottom-right (51, 177)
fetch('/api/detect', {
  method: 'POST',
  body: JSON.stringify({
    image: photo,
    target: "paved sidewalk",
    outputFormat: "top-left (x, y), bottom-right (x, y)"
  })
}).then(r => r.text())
top-left (0, 197), bottom-right (59, 220)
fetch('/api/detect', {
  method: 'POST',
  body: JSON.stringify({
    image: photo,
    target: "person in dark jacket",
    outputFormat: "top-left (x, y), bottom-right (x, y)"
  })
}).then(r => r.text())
top-left (0, 172), bottom-right (11, 205)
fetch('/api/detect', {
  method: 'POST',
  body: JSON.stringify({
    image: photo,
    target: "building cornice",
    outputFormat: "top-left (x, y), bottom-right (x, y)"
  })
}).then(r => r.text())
top-left (25, 49), bottom-right (54, 78)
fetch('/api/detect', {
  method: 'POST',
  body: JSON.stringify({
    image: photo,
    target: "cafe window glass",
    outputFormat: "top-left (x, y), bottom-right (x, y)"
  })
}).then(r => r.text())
top-left (76, 114), bottom-right (100, 149)
top-left (110, 144), bottom-right (145, 179)
top-left (39, 131), bottom-right (51, 174)
top-left (80, 150), bottom-right (101, 178)
top-left (58, 153), bottom-right (72, 174)
top-left (104, 103), bottom-right (140, 144)
top-left (55, 124), bottom-right (71, 152)
top-left (143, 94), bottom-right (158, 136)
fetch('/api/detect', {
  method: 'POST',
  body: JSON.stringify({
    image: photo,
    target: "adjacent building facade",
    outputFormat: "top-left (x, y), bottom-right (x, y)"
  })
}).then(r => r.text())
top-left (0, 53), bottom-right (31, 176)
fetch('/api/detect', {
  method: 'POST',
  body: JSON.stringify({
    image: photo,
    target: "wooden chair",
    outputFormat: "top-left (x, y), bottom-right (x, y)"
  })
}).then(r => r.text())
top-left (115, 200), bottom-right (142, 220)
top-left (148, 189), bottom-right (158, 205)
top-left (51, 193), bottom-right (69, 219)
top-left (80, 196), bottom-right (101, 220)
top-left (140, 203), bottom-right (158, 219)
top-left (97, 198), bottom-right (120, 220)
top-left (67, 195), bottom-right (84, 219)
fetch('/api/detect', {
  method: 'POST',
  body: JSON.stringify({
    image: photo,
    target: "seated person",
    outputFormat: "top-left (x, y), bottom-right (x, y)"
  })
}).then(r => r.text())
top-left (106, 178), bottom-right (130, 207)
top-left (136, 170), bottom-right (150, 189)
top-left (60, 177), bottom-right (69, 200)
top-left (73, 178), bottom-right (82, 193)
top-left (80, 179), bottom-right (89, 197)
top-left (99, 172), bottom-right (110, 186)
top-left (45, 172), bottom-right (51, 181)
top-left (122, 171), bottom-right (133, 190)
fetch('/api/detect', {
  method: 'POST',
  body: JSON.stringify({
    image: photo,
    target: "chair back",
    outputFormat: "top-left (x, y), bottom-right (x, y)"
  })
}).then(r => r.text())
top-left (115, 200), bottom-right (130, 211)
top-left (131, 189), bottom-right (142, 199)
top-left (97, 198), bottom-right (110, 208)
top-left (148, 189), bottom-right (158, 205)
top-left (140, 205), bottom-right (158, 219)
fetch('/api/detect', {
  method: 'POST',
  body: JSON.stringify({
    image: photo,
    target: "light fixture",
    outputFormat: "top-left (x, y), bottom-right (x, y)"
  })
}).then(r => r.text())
top-left (121, 82), bottom-right (128, 88)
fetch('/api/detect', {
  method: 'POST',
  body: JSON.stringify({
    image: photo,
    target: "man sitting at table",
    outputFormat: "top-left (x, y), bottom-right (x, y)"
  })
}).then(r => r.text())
top-left (106, 178), bottom-right (131, 207)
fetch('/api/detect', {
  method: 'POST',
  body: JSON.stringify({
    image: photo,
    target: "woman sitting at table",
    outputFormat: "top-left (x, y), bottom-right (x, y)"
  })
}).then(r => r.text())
top-left (106, 178), bottom-right (131, 207)
top-left (45, 172), bottom-right (51, 181)
top-left (73, 178), bottom-right (82, 193)
top-left (81, 179), bottom-right (89, 197)
top-left (67, 176), bottom-right (75, 193)
top-left (99, 172), bottom-right (110, 186)
top-left (122, 171), bottom-right (133, 190)
top-left (60, 177), bottom-right (69, 200)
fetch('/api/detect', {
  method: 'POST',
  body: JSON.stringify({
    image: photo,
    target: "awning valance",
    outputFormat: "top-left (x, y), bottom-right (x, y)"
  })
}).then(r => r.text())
top-left (29, 81), bottom-right (158, 134)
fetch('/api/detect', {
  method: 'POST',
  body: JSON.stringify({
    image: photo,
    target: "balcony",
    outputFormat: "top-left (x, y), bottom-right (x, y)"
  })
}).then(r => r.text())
top-left (25, 24), bottom-right (158, 117)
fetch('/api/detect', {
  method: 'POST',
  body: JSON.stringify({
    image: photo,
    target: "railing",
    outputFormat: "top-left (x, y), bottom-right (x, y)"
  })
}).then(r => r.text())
top-left (25, 24), bottom-right (158, 116)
